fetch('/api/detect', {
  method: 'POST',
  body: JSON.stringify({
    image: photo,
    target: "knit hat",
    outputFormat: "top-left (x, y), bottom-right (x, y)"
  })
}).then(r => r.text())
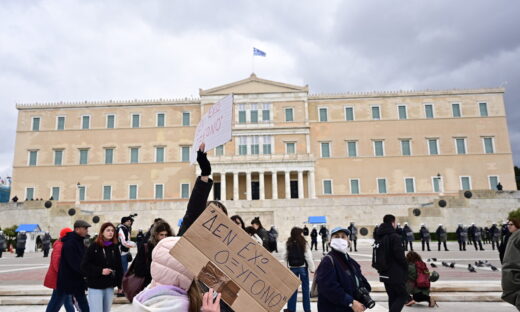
top-left (150, 237), bottom-right (194, 291)
top-left (60, 227), bottom-right (73, 238)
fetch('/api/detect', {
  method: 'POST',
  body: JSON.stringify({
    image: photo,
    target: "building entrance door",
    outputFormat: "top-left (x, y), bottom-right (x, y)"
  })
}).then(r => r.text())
top-left (290, 181), bottom-right (298, 198)
top-left (252, 182), bottom-right (260, 200)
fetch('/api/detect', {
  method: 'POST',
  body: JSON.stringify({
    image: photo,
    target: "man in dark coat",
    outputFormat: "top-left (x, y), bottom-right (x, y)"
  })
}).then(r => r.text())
top-left (435, 224), bottom-right (448, 251)
top-left (0, 230), bottom-right (5, 258)
top-left (470, 223), bottom-right (485, 251)
top-left (456, 224), bottom-right (467, 251)
top-left (348, 222), bottom-right (358, 252)
top-left (41, 231), bottom-right (51, 257)
top-left (403, 223), bottom-right (414, 251)
top-left (490, 223), bottom-right (501, 251)
top-left (16, 231), bottom-right (27, 257)
top-left (499, 221), bottom-right (511, 263)
top-left (319, 225), bottom-right (329, 253)
top-left (376, 214), bottom-right (408, 312)
top-left (303, 225), bottom-right (309, 236)
top-left (56, 220), bottom-right (91, 312)
top-left (310, 226), bottom-right (318, 251)
top-left (419, 224), bottom-right (431, 251)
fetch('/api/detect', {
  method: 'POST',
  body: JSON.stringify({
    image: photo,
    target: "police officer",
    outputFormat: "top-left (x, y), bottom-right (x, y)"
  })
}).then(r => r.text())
top-left (419, 223), bottom-right (431, 251)
top-left (303, 225), bottom-right (309, 237)
top-left (490, 223), bottom-right (500, 250)
top-left (436, 224), bottom-right (448, 251)
top-left (16, 231), bottom-right (27, 257)
top-left (403, 222), bottom-right (414, 251)
top-left (470, 223), bottom-right (485, 251)
top-left (456, 224), bottom-right (467, 251)
top-left (0, 230), bottom-right (6, 258)
top-left (41, 231), bottom-right (51, 257)
top-left (310, 226), bottom-right (318, 251)
top-left (348, 222), bottom-right (358, 252)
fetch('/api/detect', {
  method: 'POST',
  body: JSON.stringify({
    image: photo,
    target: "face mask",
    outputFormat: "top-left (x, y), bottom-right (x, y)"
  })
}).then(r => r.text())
top-left (330, 238), bottom-right (349, 254)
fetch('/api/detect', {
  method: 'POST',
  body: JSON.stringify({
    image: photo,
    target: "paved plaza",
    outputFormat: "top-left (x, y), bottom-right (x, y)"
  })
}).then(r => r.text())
top-left (0, 240), bottom-right (516, 311)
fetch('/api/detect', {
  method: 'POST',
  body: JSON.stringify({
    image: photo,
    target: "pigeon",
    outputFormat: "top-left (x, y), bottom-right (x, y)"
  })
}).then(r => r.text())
top-left (431, 258), bottom-right (437, 261)
top-left (442, 261), bottom-right (449, 267)
top-left (490, 265), bottom-right (498, 271)
top-left (468, 264), bottom-right (476, 273)
top-left (430, 263), bottom-right (437, 268)
top-left (449, 262), bottom-right (456, 268)
top-left (475, 261), bottom-right (484, 267)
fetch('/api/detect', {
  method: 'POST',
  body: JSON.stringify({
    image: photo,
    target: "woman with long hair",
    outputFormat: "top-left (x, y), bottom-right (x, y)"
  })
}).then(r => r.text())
top-left (230, 215), bottom-right (245, 230)
top-left (81, 222), bottom-right (123, 312)
top-left (285, 227), bottom-right (315, 312)
top-left (405, 251), bottom-right (437, 307)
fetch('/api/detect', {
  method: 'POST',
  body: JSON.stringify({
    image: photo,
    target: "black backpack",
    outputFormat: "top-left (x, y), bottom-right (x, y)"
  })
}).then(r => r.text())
top-left (287, 242), bottom-right (306, 267)
top-left (372, 235), bottom-right (390, 273)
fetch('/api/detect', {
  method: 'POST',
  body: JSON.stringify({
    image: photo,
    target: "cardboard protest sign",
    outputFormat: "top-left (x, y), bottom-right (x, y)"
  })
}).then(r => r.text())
top-left (170, 204), bottom-right (301, 312)
top-left (190, 94), bottom-right (233, 164)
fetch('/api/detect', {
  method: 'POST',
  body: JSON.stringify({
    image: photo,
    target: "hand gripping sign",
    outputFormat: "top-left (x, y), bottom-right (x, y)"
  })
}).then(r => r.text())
top-left (190, 94), bottom-right (233, 164)
top-left (170, 204), bottom-right (301, 312)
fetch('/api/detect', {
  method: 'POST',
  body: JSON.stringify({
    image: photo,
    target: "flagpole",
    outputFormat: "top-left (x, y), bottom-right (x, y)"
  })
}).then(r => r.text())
top-left (251, 51), bottom-right (255, 74)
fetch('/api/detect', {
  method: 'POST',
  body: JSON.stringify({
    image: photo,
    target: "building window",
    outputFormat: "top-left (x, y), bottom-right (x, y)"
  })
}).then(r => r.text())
top-left (57, 116), bottom-right (65, 130)
top-left (262, 104), bottom-right (270, 122)
top-left (238, 104), bottom-right (246, 124)
top-left (398, 105), bottom-right (407, 120)
top-left (32, 117), bottom-right (40, 131)
top-left (479, 102), bottom-right (488, 117)
top-left (130, 147), bottom-right (139, 163)
top-left (129, 185), bottom-right (137, 200)
top-left (350, 179), bottom-right (360, 195)
top-left (28, 150), bottom-right (38, 166)
top-left (105, 148), bottom-right (114, 164)
top-left (405, 178), bottom-right (415, 193)
top-left (455, 138), bottom-right (467, 155)
top-left (489, 176), bottom-right (499, 190)
top-left (320, 142), bottom-right (331, 158)
top-left (156, 147), bottom-right (165, 163)
top-left (483, 137), bottom-right (495, 154)
top-left (182, 112), bottom-right (190, 126)
top-left (181, 146), bottom-right (190, 162)
top-left (54, 150), bottom-right (63, 166)
top-left (432, 177), bottom-right (442, 193)
top-left (286, 142), bottom-right (296, 155)
top-left (157, 113), bottom-right (165, 127)
top-left (400, 139), bottom-right (411, 156)
top-left (285, 108), bottom-right (294, 122)
top-left (103, 185), bottom-right (112, 200)
top-left (452, 103), bottom-right (461, 117)
top-left (132, 114), bottom-right (140, 128)
top-left (78, 186), bottom-right (86, 201)
top-left (79, 149), bottom-right (89, 165)
top-left (424, 104), bottom-right (434, 119)
top-left (250, 104), bottom-right (259, 123)
top-left (26, 187), bottom-right (34, 200)
top-left (155, 184), bottom-right (164, 199)
top-left (428, 139), bottom-right (439, 155)
top-left (82, 115), bottom-right (90, 129)
top-left (106, 114), bottom-right (115, 129)
top-left (460, 176), bottom-right (471, 190)
top-left (373, 140), bottom-right (384, 157)
top-left (377, 178), bottom-right (387, 194)
top-left (319, 107), bottom-right (328, 122)
top-left (263, 136), bottom-right (272, 154)
top-left (347, 141), bottom-right (357, 157)
top-left (345, 107), bottom-right (354, 121)
top-left (216, 145), bottom-right (224, 156)
top-left (323, 180), bottom-right (332, 195)
top-left (251, 136), bottom-right (260, 155)
top-left (181, 183), bottom-right (190, 199)
top-left (51, 187), bottom-right (60, 201)
top-left (239, 137), bottom-right (247, 155)
top-left (372, 106), bottom-right (381, 120)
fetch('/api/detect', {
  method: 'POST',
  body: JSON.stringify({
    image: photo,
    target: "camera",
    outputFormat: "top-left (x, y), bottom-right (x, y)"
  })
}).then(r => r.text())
top-left (355, 287), bottom-right (375, 309)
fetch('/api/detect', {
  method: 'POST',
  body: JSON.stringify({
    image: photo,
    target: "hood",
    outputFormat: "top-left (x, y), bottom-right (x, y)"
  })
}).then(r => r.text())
top-left (376, 222), bottom-right (396, 238)
top-left (60, 231), bottom-right (83, 243)
top-left (133, 285), bottom-right (189, 312)
top-left (149, 237), bottom-right (194, 292)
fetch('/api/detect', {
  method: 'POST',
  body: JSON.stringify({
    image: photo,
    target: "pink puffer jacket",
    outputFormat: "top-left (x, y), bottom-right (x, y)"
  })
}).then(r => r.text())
top-left (149, 237), bottom-right (194, 291)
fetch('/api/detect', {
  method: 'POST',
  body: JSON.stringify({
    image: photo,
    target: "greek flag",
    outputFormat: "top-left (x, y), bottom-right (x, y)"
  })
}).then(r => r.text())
top-left (253, 47), bottom-right (266, 57)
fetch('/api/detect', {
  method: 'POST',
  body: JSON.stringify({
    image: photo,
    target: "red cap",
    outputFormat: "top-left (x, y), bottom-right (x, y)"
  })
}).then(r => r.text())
top-left (59, 227), bottom-right (73, 238)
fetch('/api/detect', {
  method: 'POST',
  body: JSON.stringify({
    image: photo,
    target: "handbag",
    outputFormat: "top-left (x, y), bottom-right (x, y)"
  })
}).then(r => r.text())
top-left (122, 246), bottom-right (147, 302)
top-left (310, 255), bottom-right (334, 298)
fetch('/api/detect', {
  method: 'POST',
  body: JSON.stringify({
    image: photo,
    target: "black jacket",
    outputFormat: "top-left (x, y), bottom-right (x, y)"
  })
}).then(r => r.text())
top-left (310, 229), bottom-right (318, 240)
top-left (81, 242), bottom-right (123, 289)
top-left (419, 226), bottom-right (430, 240)
top-left (177, 176), bottom-right (214, 236)
top-left (375, 223), bottom-right (407, 284)
top-left (256, 227), bottom-right (270, 250)
top-left (57, 231), bottom-right (87, 294)
top-left (16, 233), bottom-right (27, 249)
top-left (42, 233), bottom-right (51, 249)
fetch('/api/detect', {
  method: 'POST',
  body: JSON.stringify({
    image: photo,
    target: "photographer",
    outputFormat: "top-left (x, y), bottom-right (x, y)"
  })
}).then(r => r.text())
top-left (81, 222), bottom-right (123, 312)
top-left (315, 227), bottom-right (372, 312)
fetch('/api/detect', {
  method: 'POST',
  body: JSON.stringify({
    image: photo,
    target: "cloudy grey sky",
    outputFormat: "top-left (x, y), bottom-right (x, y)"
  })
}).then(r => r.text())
top-left (1, 0), bottom-right (519, 179)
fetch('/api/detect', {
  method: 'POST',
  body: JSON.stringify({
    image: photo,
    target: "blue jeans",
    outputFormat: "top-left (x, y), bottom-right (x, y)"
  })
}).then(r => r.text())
top-left (88, 288), bottom-right (114, 312)
top-left (287, 267), bottom-right (311, 312)
top-left (121, 254), bottom-right (129, 275)
top-left (45, 289), bottom-right (83, 312)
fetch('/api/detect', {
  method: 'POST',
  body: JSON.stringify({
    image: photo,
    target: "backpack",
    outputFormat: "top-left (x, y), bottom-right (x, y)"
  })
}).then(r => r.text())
top-left (372, 235), bottom-right (389, 273)
top-left (287, 242), bottom-right (306, 267)
top-left (415, 261), bottom-right (431, 289)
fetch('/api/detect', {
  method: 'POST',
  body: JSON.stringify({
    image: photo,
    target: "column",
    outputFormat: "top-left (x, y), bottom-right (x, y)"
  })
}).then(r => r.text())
top-left (246, 171), bottom-right (252, 201)
top-left (233, 172), bottom-right (239, 201)
top-left (221, 173), bottom-right (226, 201)
top-left (209, 173), bottom-right (215, 200)
top-left (259, 171), bottom-right (265, 200)
top-left (272, 171), bottom-right (278, 199)
top-left (298, 170), bottom-right (304, 199)
top-left (285, 171), bottom-right (291, 199)
top-left (308, 170), bottom-right (316, 199)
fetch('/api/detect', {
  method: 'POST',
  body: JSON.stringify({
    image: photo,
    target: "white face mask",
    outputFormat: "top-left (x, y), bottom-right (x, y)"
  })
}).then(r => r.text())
top-left (330, 238), bottom-right (349, 254)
